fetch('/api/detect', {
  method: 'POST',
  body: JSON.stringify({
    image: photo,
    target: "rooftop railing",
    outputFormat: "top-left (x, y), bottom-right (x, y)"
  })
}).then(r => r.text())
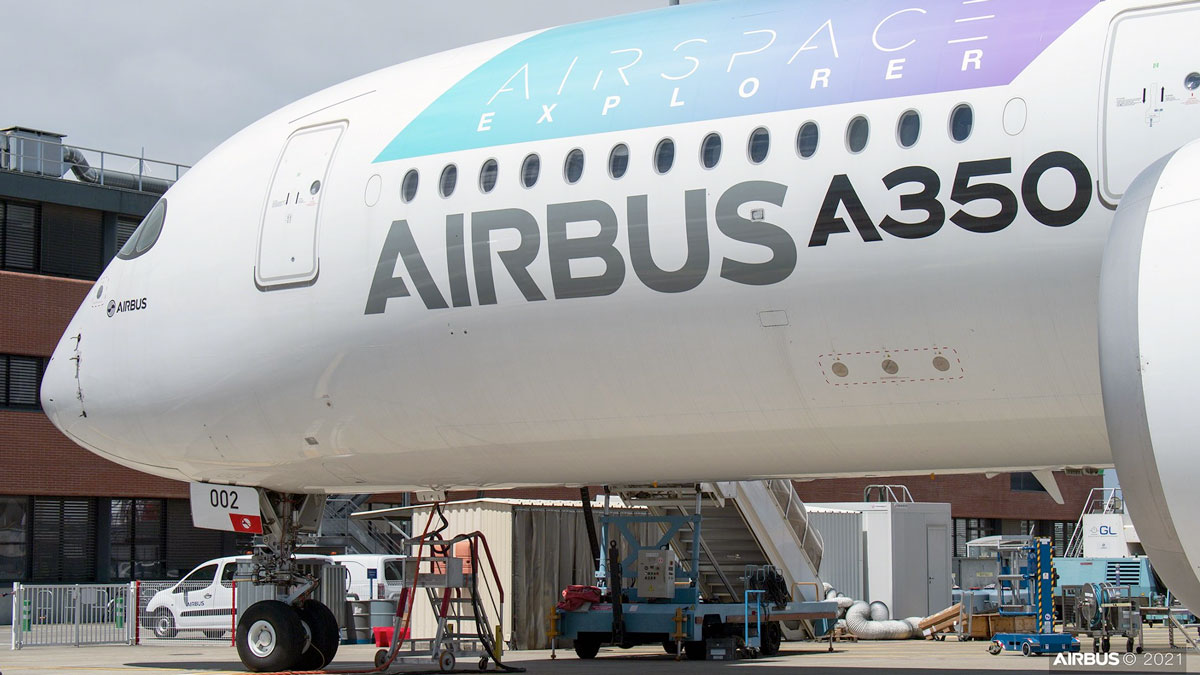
top-left (0, 131), bottom-right (189, 194)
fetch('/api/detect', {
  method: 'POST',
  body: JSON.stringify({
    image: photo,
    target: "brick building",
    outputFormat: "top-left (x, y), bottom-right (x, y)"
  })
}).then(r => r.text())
top-left (0, 126), bottom-right (1101, 597)
top-left (0, 128), bottom-right (247, 592)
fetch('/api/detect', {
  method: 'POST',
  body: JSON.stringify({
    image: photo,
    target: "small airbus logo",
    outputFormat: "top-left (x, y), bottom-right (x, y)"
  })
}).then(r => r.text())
top-left (106, 297), bottom-right (147, 318)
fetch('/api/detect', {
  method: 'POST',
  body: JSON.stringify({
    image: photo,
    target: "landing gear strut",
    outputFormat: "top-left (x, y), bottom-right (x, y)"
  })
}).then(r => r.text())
top-left (234, 490), bottom-right (340, 673)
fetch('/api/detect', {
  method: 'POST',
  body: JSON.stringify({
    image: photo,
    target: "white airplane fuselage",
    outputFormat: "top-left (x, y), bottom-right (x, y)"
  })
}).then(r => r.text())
top-left (39, 0), bottom-right (1200, 598)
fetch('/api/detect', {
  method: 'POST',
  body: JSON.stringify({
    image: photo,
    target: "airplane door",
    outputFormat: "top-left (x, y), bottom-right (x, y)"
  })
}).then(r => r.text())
top-left (255, 121), bottom-right (346, 289)
top-left (1100, 5), bottom-right (1200, 202)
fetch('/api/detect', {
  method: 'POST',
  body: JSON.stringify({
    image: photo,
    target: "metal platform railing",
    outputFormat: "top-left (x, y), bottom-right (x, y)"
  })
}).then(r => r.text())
top-left (0, 129), bottom-right (188, 193)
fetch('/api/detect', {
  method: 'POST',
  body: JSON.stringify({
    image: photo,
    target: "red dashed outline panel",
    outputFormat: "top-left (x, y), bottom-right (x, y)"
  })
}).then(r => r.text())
top-left (817, 347), bottom-right (966, 386)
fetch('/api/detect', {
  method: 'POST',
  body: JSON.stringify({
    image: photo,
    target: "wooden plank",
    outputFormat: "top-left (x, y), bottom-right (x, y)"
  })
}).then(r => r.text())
top-left (918, 603), bottom-right (962, 630)
top-left (923, 615), bottom-right (959, 639)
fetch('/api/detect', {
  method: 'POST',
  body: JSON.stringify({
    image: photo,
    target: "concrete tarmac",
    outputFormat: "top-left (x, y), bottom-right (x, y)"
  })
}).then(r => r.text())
top-left (1, 626), bottom-right (1197, 675)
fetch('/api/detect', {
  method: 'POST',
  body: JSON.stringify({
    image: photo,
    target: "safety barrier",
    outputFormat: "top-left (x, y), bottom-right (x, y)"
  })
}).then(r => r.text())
top-left (10, 583), bottom-right (135, 649)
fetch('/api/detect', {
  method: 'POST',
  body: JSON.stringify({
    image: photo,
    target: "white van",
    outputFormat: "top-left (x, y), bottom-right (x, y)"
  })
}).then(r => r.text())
top-left (144, 555), bottom-right (331, 638)
top-left (330, 554), bottom-right (407, 600)
top-left (145, 554), bottom-right (405, 637)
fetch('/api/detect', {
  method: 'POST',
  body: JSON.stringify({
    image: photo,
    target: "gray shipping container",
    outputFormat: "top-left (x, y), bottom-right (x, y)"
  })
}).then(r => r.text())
top-left (808, 509), bottom-right (863, 600)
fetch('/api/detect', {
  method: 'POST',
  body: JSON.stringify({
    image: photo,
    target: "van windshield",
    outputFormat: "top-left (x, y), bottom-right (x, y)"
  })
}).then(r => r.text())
top-left (179, 563), bottom-right (217, 587)
top-left (383, 560), bottom-right (406, 584)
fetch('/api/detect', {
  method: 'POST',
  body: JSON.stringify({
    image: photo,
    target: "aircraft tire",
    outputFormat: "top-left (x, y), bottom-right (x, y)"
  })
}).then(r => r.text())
top-left (296, 599), bottom-right (340, 668)
top-left (236, 600), bottom-right (304, 672)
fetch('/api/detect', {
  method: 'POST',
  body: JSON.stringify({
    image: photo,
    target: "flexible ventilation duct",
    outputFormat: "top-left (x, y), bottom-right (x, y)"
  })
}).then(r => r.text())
top-left (868, 601), bottom-right (889, 621)
top-left (63, 146), bottom-right (172, 194)
top-left (844, 601), bottom-right (919, 639)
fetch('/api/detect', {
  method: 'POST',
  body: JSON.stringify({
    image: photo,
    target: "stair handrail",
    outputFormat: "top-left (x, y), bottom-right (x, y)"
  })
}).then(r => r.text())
top-left (1063, 487), bottom-right (1122, 557)
top-left (862, 484), bottom-right (915, 503)
top-left (464, 530), bottom-right (505, 655)
top-left (763, 479), bottom-right (824, 572)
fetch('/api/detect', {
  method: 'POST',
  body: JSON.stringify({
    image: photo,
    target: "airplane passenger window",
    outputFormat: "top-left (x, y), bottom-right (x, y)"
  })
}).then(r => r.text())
top-left (479, 159), bottom-right (498, 193)
top-left (796, 122), bottom-right (819, 158)
top-left (521, 153), bottom-right (540, 188)
top-left (950, 104), bottom-right (973, 142)
top-left (609, 144), bottom-right (629, 179)
top-left (401, 170), bottom-right (419, 203)
top-left (117, 198), bottom-right (167, 260)
top-left (897, 110), bottom-right (921, 148)
top-left (847, 116), bottom-right (869, 154)
top-left (748, 127), bottom-right (770, 164)
top-left (439, 164), bottom-right (457, 198)
top-left (654, 138), bottom-right (675, 174)
top-left (564, 149), bottom-right (585, 184)
top-left (700, 133), bottom-right (722, 169)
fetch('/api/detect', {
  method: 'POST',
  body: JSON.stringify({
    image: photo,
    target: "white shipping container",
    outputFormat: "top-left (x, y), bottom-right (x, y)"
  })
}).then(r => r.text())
top-left (809, 502), bottom-right (952, 619)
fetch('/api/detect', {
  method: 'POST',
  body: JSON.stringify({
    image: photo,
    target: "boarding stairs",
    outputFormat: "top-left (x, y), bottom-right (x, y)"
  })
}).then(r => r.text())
top-left (613, 480), bottom-right (825, 640)
top-left (306, 494), bottom-right (408, 555)
top-left (1063, 487), bottom-right (1125, 558)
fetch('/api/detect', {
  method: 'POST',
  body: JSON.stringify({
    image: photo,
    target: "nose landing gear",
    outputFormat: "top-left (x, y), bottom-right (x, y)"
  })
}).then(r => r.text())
top-left (233, 490), bottom-right (340, 673)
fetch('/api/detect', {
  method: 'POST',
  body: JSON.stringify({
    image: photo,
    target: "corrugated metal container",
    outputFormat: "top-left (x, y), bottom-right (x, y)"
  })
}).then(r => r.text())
top-left (407, 501), bottom-right (514, 644)
top-left (808, 509), bottom-right (863, 600)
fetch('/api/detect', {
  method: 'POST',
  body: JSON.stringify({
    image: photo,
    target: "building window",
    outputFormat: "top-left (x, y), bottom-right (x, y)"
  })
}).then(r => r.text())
top-left (953, 517), bottom-right (998, 557)
top-left (0, 496), bottom-right (28, 581)
top-left (115, 216), bottom-right (140, 251)
top-left (1, 355), bottom-right (44, 410)
top-left (31, 497), bottom-right (97, 582)
top-left (0, 200), bottom-right (39, 273)
top-left (1010, 472), bottom-right (1047, 493)
top-left (110, 499), bottom-right (165, 580)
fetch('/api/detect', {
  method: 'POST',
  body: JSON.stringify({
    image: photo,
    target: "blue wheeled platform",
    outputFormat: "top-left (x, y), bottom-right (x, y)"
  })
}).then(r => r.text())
top-left (992, 632), bottom-right (1080, 656)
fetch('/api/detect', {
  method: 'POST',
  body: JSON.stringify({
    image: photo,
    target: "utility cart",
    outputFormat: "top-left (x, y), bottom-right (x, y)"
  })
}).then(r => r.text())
top-left (553, 491), bottom-right (837, 661)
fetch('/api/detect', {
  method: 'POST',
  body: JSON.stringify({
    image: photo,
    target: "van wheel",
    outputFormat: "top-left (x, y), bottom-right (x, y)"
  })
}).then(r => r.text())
top-left (236, 600), bottom-right (304, 672)
top-left (294, 600), bottom-right (340, 669)
top-left (153, 610), bottom-right (177, 639)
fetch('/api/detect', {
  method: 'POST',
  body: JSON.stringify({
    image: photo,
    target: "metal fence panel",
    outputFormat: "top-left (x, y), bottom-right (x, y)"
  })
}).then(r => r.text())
top-left (11, 583), bottom-right (134, 648)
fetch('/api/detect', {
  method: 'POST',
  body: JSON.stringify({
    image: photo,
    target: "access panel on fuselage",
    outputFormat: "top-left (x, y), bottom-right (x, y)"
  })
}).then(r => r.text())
top-left (1101, 5), bottom-right (1200, 202)
top-left (255, 121), bottom-right (345, 289)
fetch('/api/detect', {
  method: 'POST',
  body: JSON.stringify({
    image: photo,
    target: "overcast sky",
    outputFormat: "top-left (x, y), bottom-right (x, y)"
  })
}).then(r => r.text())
top-left (4, 1), bottom-right (695, 167)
